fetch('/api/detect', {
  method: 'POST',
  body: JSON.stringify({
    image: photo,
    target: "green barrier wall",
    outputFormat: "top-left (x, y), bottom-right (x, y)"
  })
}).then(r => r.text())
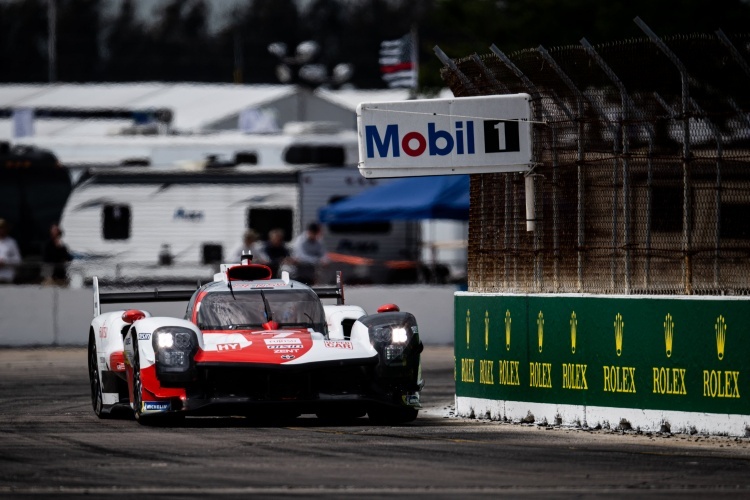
top-left (454, 293), bottom-right (749, 424)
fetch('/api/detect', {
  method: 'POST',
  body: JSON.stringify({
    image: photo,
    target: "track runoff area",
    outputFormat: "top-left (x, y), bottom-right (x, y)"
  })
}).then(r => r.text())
top-left (1, 346), bottom-right (749, 498)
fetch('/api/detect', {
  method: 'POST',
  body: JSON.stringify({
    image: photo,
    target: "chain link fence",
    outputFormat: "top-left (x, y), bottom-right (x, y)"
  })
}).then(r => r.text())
top-left (441, 26), bottom-right (750, 295)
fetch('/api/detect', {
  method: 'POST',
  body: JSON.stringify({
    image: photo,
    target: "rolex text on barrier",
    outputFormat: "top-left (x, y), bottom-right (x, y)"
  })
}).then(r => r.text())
top-left (455, 293), bottom-right (750, 436)
top-left (356, 95), bottom-right (532, 178)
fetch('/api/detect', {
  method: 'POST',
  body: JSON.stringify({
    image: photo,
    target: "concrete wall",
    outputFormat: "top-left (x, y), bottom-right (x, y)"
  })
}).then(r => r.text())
top-left (0, 285), bottom-right (456, 346)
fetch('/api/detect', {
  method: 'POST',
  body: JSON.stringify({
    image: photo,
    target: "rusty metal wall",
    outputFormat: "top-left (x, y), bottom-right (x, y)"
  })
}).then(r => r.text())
top-left (443, 30), bottom-right (750, 295)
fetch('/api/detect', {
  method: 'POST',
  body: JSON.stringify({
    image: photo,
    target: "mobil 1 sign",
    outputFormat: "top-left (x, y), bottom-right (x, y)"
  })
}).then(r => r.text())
top-left (357, 94), bottom-right (532, 178)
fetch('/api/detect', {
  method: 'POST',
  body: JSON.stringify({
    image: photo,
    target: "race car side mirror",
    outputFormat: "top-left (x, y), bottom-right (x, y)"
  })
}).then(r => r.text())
top-left (122, 309), bottom-right (146, 324)
top-left (377, 304), bottom-right (400, 313)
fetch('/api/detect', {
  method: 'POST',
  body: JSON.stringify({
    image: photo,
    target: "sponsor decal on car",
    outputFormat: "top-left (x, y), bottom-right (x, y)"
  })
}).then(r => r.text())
top-left (138, 333), bottom-right (151, 341)
top-left (324, 340), bottom-right (354, 349)
top-left (143, 401), bottom-right (170, 412)
top-left (124, 337), bottom-right (132, 346)
top-left (264, 338), bottom-right (302, 346)
top-left (217, 343), bottom-right (241, 351)
top-left (99, 326), bottom-right (107, 338)
top-left (272, 349), bottom-right (299, 354)
top-left (267, 345), bottom-right (302, 350)
top-left (281, 355), bottom-right (295, 360)
top-left (233, 282), bottom-right (287, 289)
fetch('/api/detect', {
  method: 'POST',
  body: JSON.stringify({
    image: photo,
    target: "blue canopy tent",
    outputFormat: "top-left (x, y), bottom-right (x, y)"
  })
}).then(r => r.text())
top-left (318, 175), bottom-right (469, 223)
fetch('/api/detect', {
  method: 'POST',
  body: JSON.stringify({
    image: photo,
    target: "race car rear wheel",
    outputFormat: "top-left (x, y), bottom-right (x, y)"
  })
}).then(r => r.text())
top-left (367, 406), bottom-right (418, 425)
top-left (88, 330), bottom-right (108, 419)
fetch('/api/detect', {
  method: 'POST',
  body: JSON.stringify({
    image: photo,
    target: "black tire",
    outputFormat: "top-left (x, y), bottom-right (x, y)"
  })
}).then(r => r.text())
top-left (368, 406), bottom-right (418, 425)
top-left (132, 341), bottom-right (182, 426)
top-left (131, 341), bottom-right (150, 425)
top-left (88, 330), bottom-right (109, 419)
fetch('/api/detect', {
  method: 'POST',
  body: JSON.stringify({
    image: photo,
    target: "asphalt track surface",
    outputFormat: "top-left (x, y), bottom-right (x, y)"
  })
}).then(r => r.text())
top-left (1, 347), bottom-right (750, 499)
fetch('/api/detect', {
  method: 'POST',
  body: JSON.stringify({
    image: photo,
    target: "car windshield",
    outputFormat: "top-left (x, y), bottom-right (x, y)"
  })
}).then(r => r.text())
top-left (197, 288), bottom-right (326, 332)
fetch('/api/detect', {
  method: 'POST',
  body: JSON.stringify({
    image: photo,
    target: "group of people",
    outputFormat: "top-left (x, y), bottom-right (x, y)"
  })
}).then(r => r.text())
top-left (0, 218), bottom-right (328, 286)
top-left (234, 223), bottom-right (328, 285)
top-left (0, 219), bottom-right (72, 285)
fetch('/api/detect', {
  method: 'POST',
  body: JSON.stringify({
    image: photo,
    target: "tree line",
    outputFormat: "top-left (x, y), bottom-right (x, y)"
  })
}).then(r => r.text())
top-left (2, 0), bottom-right (750, 91)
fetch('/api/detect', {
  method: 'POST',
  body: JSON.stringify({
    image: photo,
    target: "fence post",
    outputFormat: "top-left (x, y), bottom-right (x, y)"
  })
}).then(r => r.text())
top-left (434, 46), bottom-right (478, 95)
top-left (536, 45), bottom-right (625, 293)
top-left (635, 17), bottom-right (693, 294)
top-left (689, 97), bottom-right (723, 291)
top-left (490, 44), bottom-right (573, 292)
top-left (579, 39), bottom-right (642, 294)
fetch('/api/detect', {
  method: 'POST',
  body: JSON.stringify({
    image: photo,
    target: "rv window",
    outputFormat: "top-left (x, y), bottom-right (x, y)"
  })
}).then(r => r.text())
top-left (203, 244), bottom-right (223, 264)
top-left (284, 145), bottom-right (345, 166)
top-left (103, 204), bottom-right (131, 240)
top-left (248, 208), bottom-right (293, 241)
top-left (234, 151), bottom-right (258, 165)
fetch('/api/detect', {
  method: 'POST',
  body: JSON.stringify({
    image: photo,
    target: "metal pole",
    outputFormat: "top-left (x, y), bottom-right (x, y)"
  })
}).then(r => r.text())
top-left (48, 0), bottom-right (57, 83)
top-left (536, 45), bottom-right (622, 293)
top-left (690, 97), bottom-right (723, 291)
top-left (490, 45), bottom-right (572, 293)
top-left (503, 174), bottom-right (513, 291)
top-left (470, 54), bottom-right (511, 94)
top-left (434, 46), bottom-right (478, 95)
top-left (716, 30), bottom-right (750, 79)
top-left (512, 174), bottom-right (519, 291)
top-left (635, 16), bottom-right (692, 294)
top-left (580, 38), bottom-right (641, 294)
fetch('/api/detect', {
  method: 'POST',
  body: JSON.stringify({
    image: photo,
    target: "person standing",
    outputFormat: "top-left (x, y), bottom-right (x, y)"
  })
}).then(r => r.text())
top-left (263, 228), bottom-right (290, 278)
top-left (42, 224), bottom-right (73, 286)
top-left (233, 229), bottom-right (267, 263)
top-left (0, 219), bottom-right (21, 284)
top-left (290, 222), bottom-right (327, 285)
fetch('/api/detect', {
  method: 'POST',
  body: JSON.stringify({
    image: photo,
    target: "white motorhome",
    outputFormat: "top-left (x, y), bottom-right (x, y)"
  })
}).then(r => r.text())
top-left (18, 123), bottom-right (359, 183)
top-left (61, 166), bottom-right (420, 287)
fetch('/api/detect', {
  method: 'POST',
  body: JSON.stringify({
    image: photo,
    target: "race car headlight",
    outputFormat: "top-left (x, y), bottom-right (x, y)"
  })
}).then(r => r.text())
top-left (156, 332), bottom-right (174, 349)
top-left (372, 325), bottom-right (410, 344)
top-left (152, 326), bottom-right (197, 377)
top-left (391, 327), bottom-right (408, 344)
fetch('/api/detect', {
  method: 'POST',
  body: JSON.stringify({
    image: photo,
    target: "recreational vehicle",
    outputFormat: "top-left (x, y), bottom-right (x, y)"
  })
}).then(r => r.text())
top-left (61, 166), bottom-right (420, 287)
top-left (18, 123), bottom-right (358, 183)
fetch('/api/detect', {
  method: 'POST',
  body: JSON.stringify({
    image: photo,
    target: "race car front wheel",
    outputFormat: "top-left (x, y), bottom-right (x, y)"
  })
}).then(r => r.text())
top-left (132, 343), bottom-right (182, 426)
top-left (88, 330), bottom-right (108, 419)
top-left (132, 344), bottom-right (149, 424)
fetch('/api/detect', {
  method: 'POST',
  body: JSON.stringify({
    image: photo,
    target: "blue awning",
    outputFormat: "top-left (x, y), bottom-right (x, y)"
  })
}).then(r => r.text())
top-left (319, 175), bottom-right (469, 223)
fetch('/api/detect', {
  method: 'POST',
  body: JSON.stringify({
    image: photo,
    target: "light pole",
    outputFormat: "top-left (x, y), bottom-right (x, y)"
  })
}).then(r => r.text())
top-left (267, 41), bottom-right (353, 121)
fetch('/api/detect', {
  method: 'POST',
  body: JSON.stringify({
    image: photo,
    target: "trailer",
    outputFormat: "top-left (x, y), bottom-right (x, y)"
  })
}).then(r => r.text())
top-left (61, 166), bottom-right (420, 287)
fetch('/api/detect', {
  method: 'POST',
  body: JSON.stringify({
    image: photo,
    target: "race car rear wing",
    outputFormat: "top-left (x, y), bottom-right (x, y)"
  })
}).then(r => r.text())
top-left (93, 272), bottom-right (345, 317)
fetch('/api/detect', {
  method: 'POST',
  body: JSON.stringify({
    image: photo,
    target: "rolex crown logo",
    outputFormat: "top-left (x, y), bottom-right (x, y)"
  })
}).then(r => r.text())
top-left (504, 310), bottom-right (511, 351)
top-left (570, 311), bottom-right (577, 354)
top-left (614, 313), bottom-right (624, 357)
top-left (715, 315), bottom-right (726, 361)
top-left (466, 309), bottom-right (471, 349)
top-left (537, 311), bottom-right (544, 353)
top-left (484, 310), bottom-right (490, 351)
top-left (664, 313), bottom-right (674, 358)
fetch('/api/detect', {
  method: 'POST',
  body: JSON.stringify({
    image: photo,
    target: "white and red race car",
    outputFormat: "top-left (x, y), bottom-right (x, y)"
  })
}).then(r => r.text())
top-left (88, 257), bottom-right (423, 425)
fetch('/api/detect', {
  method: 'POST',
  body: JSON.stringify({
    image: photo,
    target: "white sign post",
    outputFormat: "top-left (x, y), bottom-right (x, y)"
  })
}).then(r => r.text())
top-left (357, 94), bottom-right (532, 178)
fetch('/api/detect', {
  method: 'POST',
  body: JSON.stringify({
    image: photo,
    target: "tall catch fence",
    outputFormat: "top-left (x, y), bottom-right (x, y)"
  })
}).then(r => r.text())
top-left (440, 23), bottom-right (750, 295)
